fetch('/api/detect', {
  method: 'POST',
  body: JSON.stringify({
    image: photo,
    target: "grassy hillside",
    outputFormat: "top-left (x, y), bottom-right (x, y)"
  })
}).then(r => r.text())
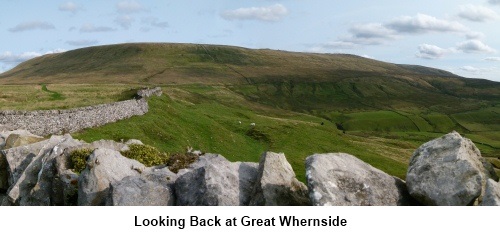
top-left (1, 43), bottom-right (499, 179)
top-left (1, 43), bottom-right (417, 85)
top-left (72, 85), bottom-right (415, 181)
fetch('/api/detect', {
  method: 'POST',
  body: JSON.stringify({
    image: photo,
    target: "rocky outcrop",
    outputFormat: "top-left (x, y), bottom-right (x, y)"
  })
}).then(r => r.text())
top-left (406, 131), bottom-right (497, 206)
top-left (249, 152), bottom-right (309, 206)
top-left (481, 179), bottom-right (500, 206)
top-left (306, 153), bottom-right (414, 206)
top-left (106, 167), bottom-right (177, 206)
top-left (1, 130), bottom-right (498, 206)
top-left (78, 148), bottom-right (146, 206)
top-left (1, 137), bottom-right (55, 195)
top-left (1, 135), bottom-right (83, 205)
top-left (19, 135), bottom-right (83, 206)
top-left (0, 130), bottom-right (45, 191)
top-left (175, 154), bottom-right (259, 206)
top-left (1, 130), bottom-right (45, 150)
top-left (107, 176), bottom-right (173, 206)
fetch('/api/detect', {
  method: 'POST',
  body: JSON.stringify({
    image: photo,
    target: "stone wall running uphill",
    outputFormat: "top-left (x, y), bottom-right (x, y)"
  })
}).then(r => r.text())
top-left (0, 87), bottom-right (161, 136)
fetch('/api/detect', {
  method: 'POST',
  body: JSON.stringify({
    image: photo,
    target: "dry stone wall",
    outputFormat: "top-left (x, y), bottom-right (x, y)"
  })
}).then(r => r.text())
top-left (0, 87), bottom-right (161, 136)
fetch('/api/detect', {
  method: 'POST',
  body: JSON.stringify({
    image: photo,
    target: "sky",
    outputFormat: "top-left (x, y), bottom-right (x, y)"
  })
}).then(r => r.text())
top-left (1, 0), bottom-right (500, 81)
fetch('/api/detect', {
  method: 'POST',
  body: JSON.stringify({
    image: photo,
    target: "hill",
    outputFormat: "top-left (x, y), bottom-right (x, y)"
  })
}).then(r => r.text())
top-left (2, 43), bottom-right (499, 112)
top-left (0, 43), bottom-right (475, 84)
top-left (1, 43), bottom-right (499, 180)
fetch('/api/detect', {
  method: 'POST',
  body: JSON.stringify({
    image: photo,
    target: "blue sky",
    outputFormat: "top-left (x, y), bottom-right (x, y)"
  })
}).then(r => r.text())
top-left (1, 0), bottom-right (499, 81)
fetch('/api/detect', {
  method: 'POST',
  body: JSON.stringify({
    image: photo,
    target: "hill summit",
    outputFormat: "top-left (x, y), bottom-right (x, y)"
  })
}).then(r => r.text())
top-left (0, 43), bottom-right (468, 85)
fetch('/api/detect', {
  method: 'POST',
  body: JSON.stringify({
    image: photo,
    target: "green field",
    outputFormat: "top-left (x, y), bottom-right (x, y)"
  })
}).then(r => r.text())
top-left (72, 86), bottom-right (413, 181)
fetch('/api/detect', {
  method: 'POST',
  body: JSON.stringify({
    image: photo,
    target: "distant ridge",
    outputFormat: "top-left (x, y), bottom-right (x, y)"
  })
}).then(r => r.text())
top-left (1, 43), bottom-right (498, 112)
top-left (0, 42), bottom-right (467, 84)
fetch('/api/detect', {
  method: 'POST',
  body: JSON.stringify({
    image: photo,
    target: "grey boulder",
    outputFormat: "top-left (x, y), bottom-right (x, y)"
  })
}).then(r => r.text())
top-left (78, 148), bottom-right (145, 206)
top-left (249, 152), bottom-right (309, 206)
top-left (406, 131), bottom-right (496, 206)
top-left (4, 135), bottom-right (82, 205)
top-left (175, 154), bottom-right (258, 206)
top-left (107, 167), bottom-right (177, 206)
top-left (2, 135), bottom-right (67, 205)
top-left (306, 153), bottom-right (414, 206)
top-left (481, 179), bottom-right (500, 206)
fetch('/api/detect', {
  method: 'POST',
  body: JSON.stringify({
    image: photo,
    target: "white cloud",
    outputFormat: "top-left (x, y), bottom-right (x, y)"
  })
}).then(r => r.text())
top-left (387, 13), bottom-right (468, 33)
top-left (458, 5), bottom-right (499, 22)
top-left (0, 49), bottom-right (65, 64)
top-left (0, 51), bottom-right (41, 63)
top-left (456, 40), bottom-right (496, 53)
top-left (484, 57), bottom-right (500, 61)
top-left (80, 24), bottom-right (115, 33)
top-left (116, 0), bottom-right (146, 14)
top-left (66, 40), bottom-right (99, 46)
top-left (59, 2), bottom-right (82, 14)
top-left (416, 44), bottom-right (450, 59)
top-left (8, 21), bottom-right (55, 32)
top-left (324, 14), bottom-right (471, 49)
top-left (115, 15), bottom-right (134, 29)
top-left (349, 23), bottom-right (397, 40)
top-left (45, 49), bottom-right (67, 54)
top-left (221, 4), bottom-right (288, 22)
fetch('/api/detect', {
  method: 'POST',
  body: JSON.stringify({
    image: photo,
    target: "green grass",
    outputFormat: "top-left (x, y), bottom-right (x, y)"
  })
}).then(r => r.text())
top-left (41, 84), bottom-right (65, 100)
top-left (451, 107), bottom-right (500, 132)
top-left (421, 113), bottom-right (457, 133)
top-left (0, 84), bottom-right (137, 110)
top-left (342, 111), bottom-right (418, 132)
top-left (71, 88), bottom-right (412, 181)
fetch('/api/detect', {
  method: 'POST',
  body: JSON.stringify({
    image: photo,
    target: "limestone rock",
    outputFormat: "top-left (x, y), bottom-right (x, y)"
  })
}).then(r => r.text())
top-left (0, 130), bottom-right (45, 191)
top-left (107, 174), bottom-right (174, 206)
top-left (481, 179), bottom-right (500, 206)
top-left (52, 170), bottom-right (79, 206)
top-left (25, 135), bottom-right (83, 206)
top-left (89, 139), bottom-right (129, 152)
top-left (107, 167), bottom-right (177, 206)
top-left (124, 139), bottom-right (143, 146)
top-left (306, 153), bottom-right (414, 206)
top-left (142, 167), bottom-right (178, 188)
top-left (249, 152), bottom-right (309, 206)
top-left (4, 135), bottom-right (82, 205)
top-left (406, 131), bottom-right (496, 206)
top-left (1, 130), bottom-right (44, 150)
top-left (78, 148), bottom-right (145, 206)
top-left (1, 137), bottom-right (58, 199)
top-left (175, 154), bottom-right (258, 206)
top-left (3, 133), bottom-right (45, 150)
